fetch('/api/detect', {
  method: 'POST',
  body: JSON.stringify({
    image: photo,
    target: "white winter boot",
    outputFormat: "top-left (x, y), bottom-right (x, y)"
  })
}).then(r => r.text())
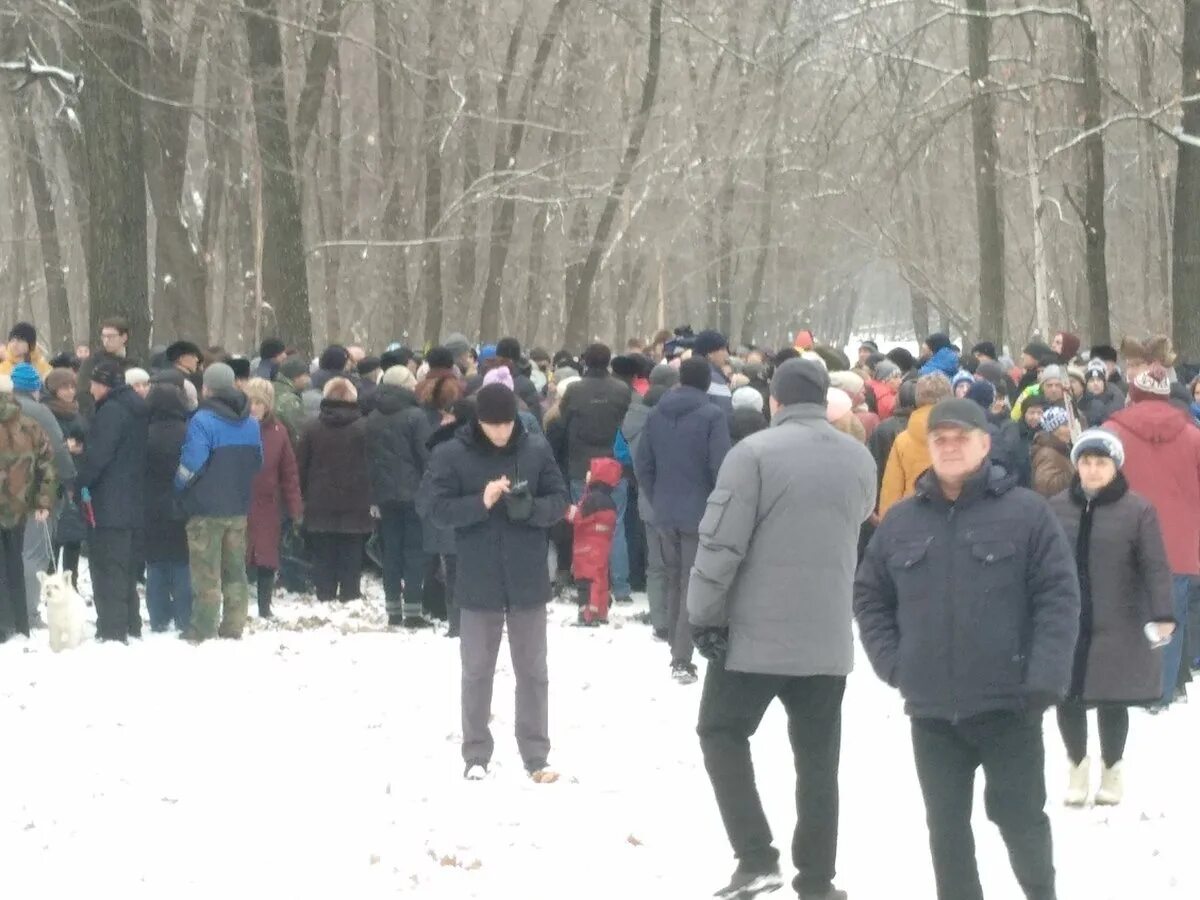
top-left (1064, 758), bottom-right (1090, 807)
top-left (1095, 762), bottom-right (1124, 806)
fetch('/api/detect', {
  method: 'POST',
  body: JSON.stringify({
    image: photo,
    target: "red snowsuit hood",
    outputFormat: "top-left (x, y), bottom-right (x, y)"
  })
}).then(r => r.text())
top-left (588, 457), bottom-right (623, 489)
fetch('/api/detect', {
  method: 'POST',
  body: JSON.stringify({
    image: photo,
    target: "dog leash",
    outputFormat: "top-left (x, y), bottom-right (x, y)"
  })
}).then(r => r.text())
top-left (41, 516), bottom-right (57, 575)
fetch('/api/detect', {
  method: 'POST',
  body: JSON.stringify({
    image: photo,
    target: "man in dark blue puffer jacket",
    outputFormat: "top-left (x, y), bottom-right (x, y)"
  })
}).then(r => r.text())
top-left (855, 397), bottom-right (1079, 900)
top-left (175, 363), bottom-right (262, 641)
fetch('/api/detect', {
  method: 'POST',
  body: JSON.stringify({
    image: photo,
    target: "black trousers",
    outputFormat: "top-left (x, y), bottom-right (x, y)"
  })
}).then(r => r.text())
top-left (0, 525), bottom-right (28, 637)
top-left (249, 565), bottom-right (276, 615)
top-left (55, 541), bottom-right (81, 589)
top-left (308, 532), bottom-right (366, 601)
top-left (912, 712), bottom-right (1056, 900)
top-left (697, 664), bottom-right (845, 895)
top-left (1055, 702), bottom-right (1129, 768)
top-left (90, 527), bottom-right (142, 641)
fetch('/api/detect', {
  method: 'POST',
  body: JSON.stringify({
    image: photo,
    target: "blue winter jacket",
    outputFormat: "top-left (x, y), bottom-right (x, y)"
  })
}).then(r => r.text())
top-left (919, 347), bottom-right (961, 378)
top-left (175, 389), bottom-right (263, 517)
top-left (635, 385), bottom-right (731, 531)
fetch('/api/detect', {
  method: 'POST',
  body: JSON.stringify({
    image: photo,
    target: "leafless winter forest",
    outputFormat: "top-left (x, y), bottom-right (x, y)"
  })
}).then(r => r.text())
top-left (3, 0), bottom-right (1200, 361)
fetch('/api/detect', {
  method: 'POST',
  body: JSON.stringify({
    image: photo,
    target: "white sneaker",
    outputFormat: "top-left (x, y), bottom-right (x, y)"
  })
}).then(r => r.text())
top-left (1064, 758), bottom-right (1090, 807)
top-left (1095, 762), bottom-right (1123, 806)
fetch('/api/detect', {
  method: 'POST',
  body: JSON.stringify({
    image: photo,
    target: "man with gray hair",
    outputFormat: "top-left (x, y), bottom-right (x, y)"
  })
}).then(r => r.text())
top-left (689, 358), bottom-right (876, 900)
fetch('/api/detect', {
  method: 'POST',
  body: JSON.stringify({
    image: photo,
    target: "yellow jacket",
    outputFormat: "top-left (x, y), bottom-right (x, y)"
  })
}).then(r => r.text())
top-left (0, 348), bottom-right (52, 378)
top-left (879, 405), bottom-right (934, 517)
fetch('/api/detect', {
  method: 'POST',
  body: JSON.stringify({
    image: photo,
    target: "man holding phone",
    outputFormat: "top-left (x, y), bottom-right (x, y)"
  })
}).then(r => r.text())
top-left (423, 382), bottom-right (568, 782)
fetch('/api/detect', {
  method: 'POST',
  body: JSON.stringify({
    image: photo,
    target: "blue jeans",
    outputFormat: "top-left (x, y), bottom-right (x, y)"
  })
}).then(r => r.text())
top-left (1162, 575), bottom-right (1193, 705)
top-left (146, 561), bottom-right (193, 632)
top-left (571, 477), bottom-right (631, 598)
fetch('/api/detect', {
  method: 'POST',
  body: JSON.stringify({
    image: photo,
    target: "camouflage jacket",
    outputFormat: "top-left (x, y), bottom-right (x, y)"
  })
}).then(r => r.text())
top-left (273, 375), bottom-right (304, 446)
top-left (0, 392), bottom-right (56, 529)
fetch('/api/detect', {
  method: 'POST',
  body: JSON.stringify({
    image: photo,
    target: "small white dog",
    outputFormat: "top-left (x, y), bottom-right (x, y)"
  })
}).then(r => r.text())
top-left (38, 570), bottom-right (86, 652)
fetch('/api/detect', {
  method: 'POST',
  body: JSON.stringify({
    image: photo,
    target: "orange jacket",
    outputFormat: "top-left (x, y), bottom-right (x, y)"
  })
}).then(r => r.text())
top-left (879, 405), bottom-right (934, 517)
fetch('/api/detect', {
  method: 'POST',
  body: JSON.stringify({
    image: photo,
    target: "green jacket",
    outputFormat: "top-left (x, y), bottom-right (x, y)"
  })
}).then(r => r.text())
top-left (273, 375), bottom-right (304, 446)
top-left (0, 392), bottom-right (56, 528)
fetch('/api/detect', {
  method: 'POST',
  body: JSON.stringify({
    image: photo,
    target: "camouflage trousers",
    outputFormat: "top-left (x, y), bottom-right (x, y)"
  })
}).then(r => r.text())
top-left (186, 516), bottom-right (249, 640)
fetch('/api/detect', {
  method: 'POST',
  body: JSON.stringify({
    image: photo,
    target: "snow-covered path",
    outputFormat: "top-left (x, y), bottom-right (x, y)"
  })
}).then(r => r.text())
top-left (2, 581), bottom-right (1196, 899)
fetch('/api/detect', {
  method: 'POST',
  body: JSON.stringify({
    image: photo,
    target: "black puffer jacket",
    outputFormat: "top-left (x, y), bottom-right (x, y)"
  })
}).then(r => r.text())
top-left (1077, 384), bottom-right (1125, 427)
top-left (553, 368), bottom-right (632, 480)
top-left (143, 385), bottom-right (190, 563)
top-left (75, 384), bottom-right (148, 529)
top-left (854, 464), bottom-right (1081, 720)
top-left (423, 418), bottom-right (568, 611)
top-left (365, 385), bottom-right (432, 506)
top-left (298, 399), bottom-right (372, 534)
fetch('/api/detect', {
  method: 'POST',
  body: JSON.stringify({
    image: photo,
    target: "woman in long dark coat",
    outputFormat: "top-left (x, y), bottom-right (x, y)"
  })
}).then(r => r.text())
top-left (297, 377), bottom-right (372, 601)
top-left (245, 379), bottom-right (302, 617)
top-left (1048, 429), bottom-right (1176, 807)
top-left (143, 383), bottom-right (192, 631)
top-left (43, 367), bottom-right (87, 585)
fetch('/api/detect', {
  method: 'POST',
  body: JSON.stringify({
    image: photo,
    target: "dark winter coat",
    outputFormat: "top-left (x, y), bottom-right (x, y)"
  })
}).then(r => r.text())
top-left (554, 368), bottom-right (632, 480)
top-left (297, 399), bottom-right (373, 534)
top-left (1031, 432), bottom-right (1074, 498)
top-left (1048, 475), bottom-right (1175, 704)
top-left (417, 416), bottom-right (461, 555)
top-left (731, 407), bottom-right (768, 444)
top-left (247, 415), bottom-right (303, 569)
top-left (43, 397), bottom-right (87, 544)
top-left (1105, 399), bottom-right (1200, 574)
top-left (620, 386), bottom-right (665, 523)
top-left (365, 385), bottom-right (433, 506)
top-left (1077, 384), bottom-right (1125, 427)
top-left (707, 362), bottom-right (734, 415)
top-left (143, 385), bottom-right (190, 563)
top-left (854, 464), bottom-right (1081, 720)
top-left (75, 384), bottom-right (148, 529)
top-left (867, 406), bottom-right (912, 500)
top-left (175, 389), bottom-right (263, 518)
top-left (635, 385), bottom-right (731, 532)
top-left (423, 418), bottom-right (568, 611)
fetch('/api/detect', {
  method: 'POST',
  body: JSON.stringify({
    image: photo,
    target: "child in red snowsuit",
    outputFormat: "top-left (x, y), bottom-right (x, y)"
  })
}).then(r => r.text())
top-left (567, 458), bottom-right (622, 626)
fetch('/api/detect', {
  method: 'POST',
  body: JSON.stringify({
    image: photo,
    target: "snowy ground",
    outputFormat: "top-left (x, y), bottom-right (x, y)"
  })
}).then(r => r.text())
top-left (2, 570), bottom-right (1197, 900)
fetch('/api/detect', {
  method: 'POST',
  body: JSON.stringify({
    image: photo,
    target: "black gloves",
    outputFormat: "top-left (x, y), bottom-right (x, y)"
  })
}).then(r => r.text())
top-left (692, 626), bottom-right (729, 665)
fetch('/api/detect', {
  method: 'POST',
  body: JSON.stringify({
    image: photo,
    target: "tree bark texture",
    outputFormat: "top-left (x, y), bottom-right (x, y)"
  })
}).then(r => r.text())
top-left (244, 0), bottom-right (313, 352)
top-left (564, 0), bottom-right (663, 350)
top-left (966, 0), bottom-right (1006, 346)
top-left (1078, 3), bottom-right (1111, 345)
top-left (76, 0), bottom-right (151, 359)
top-left (1174, 1), bottom-right (1200, 360)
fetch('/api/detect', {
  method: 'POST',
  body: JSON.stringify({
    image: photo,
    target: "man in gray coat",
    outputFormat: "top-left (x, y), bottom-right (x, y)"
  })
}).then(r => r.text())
top-left (689, 359), bottom-right (876, 900)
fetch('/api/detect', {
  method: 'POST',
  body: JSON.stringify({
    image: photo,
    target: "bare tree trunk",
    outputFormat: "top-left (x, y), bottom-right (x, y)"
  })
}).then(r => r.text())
top-left (77, 0), bottom-right (150, 360)
top-left (966, 0), bottom-right (1006, 345)
top-left (1077, 1), bottom-right (1110, 345)
top-left (1136, 25), bottom-right (1171, 322)
top-left (564, 0), bottom-right (663, 350)
top-left (11, 91), bottom-right (72, 349)
top-left (421, 0), bottom-right (446, 344)
top-left (1174, 1), bottom-right (1200, 360)
top-left (142, 9), bottom-right (208, 343)
top-left (455, 0), bottom-right (482, 322)
top-left (292, 0), bottom-right (345, 163)
top-left (479, 0), bottom-right (571, 341)
top-left (322, 49), bottom-right (345, 342)
top-left (1026, 117), bottom-right (1049, 339)
top-left (523, 203), bottom-right (549, 348)
top-left (243, 0), bottom-right (313, 352)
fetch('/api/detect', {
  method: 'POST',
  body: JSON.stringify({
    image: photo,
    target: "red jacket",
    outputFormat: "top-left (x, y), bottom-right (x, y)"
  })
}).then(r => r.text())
top-left (247, 416), bottom-right (303, 569)
top-left (869, 379), bottom-right (898, 420)
top-left (1106, 400), bottom-right (1200, 575)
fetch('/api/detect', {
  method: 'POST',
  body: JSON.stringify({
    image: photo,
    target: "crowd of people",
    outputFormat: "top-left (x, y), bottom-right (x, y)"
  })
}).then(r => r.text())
top-left (0, 315), bottom-right (1197, 899)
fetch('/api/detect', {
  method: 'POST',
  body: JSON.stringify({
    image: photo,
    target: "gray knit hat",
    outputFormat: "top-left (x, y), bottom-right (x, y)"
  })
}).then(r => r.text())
top-left (770, 359), bottom-right (829, 407)
top-left (203, 362), bottom-right (235, 392)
